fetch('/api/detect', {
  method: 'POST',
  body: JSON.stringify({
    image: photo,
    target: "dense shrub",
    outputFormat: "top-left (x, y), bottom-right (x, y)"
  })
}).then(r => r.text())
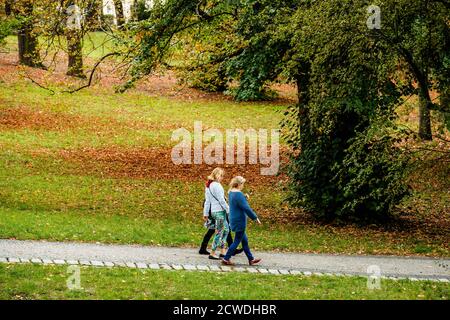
top-left (179, 62), bottom-right (228, 93)
top-left (283, 105), bottom-right (410, 223)
top-left (333, 120), bottom-right (410, 221)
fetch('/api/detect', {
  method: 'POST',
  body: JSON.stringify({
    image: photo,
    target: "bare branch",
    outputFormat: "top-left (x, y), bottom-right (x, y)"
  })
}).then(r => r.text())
top-left (63, 52), bottom-right (120, 93)
top-left (23, 74), bottom-right (56, 95)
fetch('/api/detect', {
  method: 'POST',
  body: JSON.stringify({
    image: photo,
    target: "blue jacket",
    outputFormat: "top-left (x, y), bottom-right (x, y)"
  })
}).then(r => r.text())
top-left (228, 191), bottom-right (258, 232)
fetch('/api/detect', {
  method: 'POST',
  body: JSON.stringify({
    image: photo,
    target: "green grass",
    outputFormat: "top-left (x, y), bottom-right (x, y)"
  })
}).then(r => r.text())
top-left (0, 264), bottom-right (448, 300)
top-left (82, 32), bottom-right (115, 60)
top-left (4, 32), bottom-right (115, 61)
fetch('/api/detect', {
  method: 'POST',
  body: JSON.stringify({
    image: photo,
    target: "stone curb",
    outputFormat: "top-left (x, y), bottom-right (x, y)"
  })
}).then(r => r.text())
top-left (1, 257), bottom-right (448, 283)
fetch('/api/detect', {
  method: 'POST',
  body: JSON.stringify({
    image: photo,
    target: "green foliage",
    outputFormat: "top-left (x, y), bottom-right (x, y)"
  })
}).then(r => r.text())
top-left (438, 85), bottom-right (450, 131)
top-left (281, 0), bottom-right (413, 222)
top-left (100, 14), bottom-right (115, 28)
top-left (284, 111), bottom-right (410, 222)
top-left (333, 120), bottom-right (410, 221)
top-left (134, 0), bottom-right (152, 21)
top-left (175, 16), bottom-right (238, 92)
top-left (179, 60), bottom-right (228, 92)
top-left (0, 17), bottom-right (18, 47)
top-left (115, 0), bottom-right (199, 92)
top-left (224, 0), bottom-right (294, 101)
top-left (187, 0), bottom-right (296, 101)
top-left (118, 0), bottom-right (296, 100)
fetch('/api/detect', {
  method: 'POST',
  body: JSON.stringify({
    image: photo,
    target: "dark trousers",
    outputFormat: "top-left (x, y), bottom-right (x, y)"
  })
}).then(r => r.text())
top-left (224, 231), bottom-right (254, 261)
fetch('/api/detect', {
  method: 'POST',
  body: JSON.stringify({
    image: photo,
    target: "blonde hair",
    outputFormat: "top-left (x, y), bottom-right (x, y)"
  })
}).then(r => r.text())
top-left (207, 168), bottom-right (224, 181)
top-left (229, 176), bottom-right (246, 189)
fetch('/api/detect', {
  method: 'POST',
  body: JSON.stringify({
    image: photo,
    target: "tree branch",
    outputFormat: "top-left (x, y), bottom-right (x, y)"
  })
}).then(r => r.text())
top-left (63, 52), bottom-right (120, 93)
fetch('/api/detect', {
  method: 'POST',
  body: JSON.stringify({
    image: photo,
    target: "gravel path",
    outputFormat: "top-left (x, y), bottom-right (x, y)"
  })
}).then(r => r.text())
top-left (1, 239), bottom-right (449, 280)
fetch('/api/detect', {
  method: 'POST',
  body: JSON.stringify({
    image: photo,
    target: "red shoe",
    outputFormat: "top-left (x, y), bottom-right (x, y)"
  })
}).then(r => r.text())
top-left (222, 259), bottom-right (235, 266)
top-left (249, 258), bottom-right (261, 266)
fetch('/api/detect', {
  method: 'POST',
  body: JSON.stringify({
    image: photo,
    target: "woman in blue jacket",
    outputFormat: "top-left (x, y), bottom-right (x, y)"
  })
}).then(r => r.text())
top-left (222, 176), bottom-right (262, 266)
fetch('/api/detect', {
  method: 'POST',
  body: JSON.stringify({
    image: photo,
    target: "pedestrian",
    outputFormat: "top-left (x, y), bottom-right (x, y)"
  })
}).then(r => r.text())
top-left (222, 176), bottom-right (261, 266)
top-left (201, 168), bottom-right (229, 260)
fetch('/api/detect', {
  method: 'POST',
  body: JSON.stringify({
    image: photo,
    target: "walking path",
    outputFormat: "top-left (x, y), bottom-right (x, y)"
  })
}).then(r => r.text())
top-left (1, 239), bottom-right (449, 282)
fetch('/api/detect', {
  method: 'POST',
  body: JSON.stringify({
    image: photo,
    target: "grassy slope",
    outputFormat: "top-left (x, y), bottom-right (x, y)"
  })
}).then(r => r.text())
top-left (0, 264), bottom-right (448, 300)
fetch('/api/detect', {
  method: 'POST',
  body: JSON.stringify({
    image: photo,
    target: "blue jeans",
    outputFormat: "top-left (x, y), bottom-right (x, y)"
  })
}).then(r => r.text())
top-left (224, 231), bottom-right (254, 261)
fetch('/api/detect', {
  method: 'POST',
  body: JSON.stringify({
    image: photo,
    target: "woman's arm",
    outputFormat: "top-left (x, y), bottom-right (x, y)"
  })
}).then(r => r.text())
top-left (203, 189), bottom-right (211, 218)
top-left (238, 193), bottom-right (258, 221)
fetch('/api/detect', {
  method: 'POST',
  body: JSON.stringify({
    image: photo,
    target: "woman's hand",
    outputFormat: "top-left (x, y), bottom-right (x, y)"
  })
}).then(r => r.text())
top-left (245, 193), bottom-right (250, 200)
top-left (203, 216), bottom-right (209, 222)
top-left (256, 218), bottom-right (262, 224)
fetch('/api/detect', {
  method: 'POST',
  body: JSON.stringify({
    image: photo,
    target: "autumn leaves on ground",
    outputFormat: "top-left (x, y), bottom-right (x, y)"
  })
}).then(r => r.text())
top-left (0, 35), bottom-right (449, 258)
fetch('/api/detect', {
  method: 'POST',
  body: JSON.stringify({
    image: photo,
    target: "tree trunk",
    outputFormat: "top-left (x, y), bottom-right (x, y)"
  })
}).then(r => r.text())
top-left (418, 85), bottom-right (433, 140)
top-left (113, 0), bottom-right (125, 27)
top-left (400, 49), bottom-right (433, 140)
top-left (84, 0), bottom-right (102, 30)
top-left (66, 30), bottom-right (85, 78)
top-left (15, 0), bottom-right (42, 68)
top-left (442, 90), bottom-right (449, 111)
top-left (5, 0), bottom-right (13, 15)
top-left (65, 1), bottom-right (85, 78)
top-left (442, 89), bottom-right (450, 131)
top-left (129, 0), bottom-right (138, 22)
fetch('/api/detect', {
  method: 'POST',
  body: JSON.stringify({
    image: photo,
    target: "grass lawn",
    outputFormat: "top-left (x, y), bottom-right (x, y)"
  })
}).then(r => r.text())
top-left (3, 33), bottom-right (115, 62)
top-left (0, 263), bottom-right (448, 300)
